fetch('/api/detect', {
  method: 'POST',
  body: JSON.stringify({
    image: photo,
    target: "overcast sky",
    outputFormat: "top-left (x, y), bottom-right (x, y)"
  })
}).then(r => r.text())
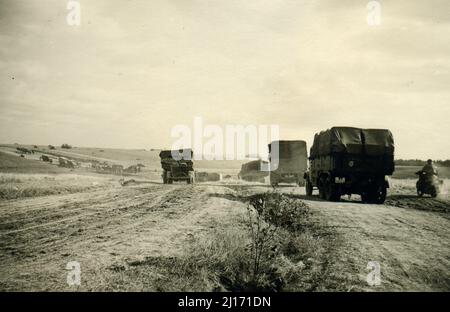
top-left (0, 0), bottom-right (449, 159)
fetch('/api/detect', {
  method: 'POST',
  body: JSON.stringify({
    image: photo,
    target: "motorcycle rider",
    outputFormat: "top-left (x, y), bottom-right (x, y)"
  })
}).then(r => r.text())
top-left (421, 159), bottom-right (438, 181)
top-left (416, 159), bottom-right (441, 197)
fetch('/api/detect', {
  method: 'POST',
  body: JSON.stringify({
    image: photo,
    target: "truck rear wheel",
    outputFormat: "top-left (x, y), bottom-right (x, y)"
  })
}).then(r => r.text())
top-left (166, 171), bottom-right (173, 184)
top-left (362, 186), bottom-right (386, 204)
top-left (377, 187), bottom-right (387, 203)
top-left (318, 176), bottom-right (326, 199)
top-left (305, 179), bottom-right (313, 196)
top-left (324, 177), bottom-right (340, 202)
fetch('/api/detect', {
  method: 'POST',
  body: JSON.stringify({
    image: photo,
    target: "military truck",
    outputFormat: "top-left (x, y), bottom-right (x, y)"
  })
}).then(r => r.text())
top-left (40, 155), bottom-right (53, 163)
top-left (58, 157), bottom-right (75, 168)
top-left (238, 160), bottom-right (269, 183)
top-left (304, 127), bottom-right (395, 204)
top-left (268, 140), bottom-right (308, 186)
top-left (159, 149), bottom-right (194, 184)
top-left (195, 172), bottom-right (221, 182)
top-left (16, 147), bottom-right (32, 154)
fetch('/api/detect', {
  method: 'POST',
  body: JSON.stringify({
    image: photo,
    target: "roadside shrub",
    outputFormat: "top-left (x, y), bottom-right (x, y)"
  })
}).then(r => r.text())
top-left (96, 191), bottom-right (318, 292)
top-left (243, 191), bottom-right (310, 290)
top-left (248, 191), bottom-right (310, 231)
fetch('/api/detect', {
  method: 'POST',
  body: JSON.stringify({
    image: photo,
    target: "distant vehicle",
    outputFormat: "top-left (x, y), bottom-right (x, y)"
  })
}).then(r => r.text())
top-left (195, 172), bottom-right (221, 182)
top-left (61, 144), bottom-right (72, 149)
top-left (159, 149), bottom-right (194, 184)
top-left (416, 170), bottom-right (442, 198)
top-left (124, 165), bottom-right (136, 173)
top-left (304, 127), bottom-right (395, 204)
top-left (16, 147), bottom-right (32, 154)
top-left (268, 140), bottom-right (308, 186)
top-left (58, 157), bottom-right (75, 168)
top-left (40, 155), bottom-right (53, 163)
top-left (48, 145), bottom-right (56, 150)
top-left (111, 164), bottom-right (124, 175)
top-left (238, 160), bottom-right (269, 183)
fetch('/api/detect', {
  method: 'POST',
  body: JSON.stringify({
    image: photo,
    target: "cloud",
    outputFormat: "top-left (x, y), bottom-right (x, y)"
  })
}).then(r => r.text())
top-left (0, 0), bottom-right (449, 159)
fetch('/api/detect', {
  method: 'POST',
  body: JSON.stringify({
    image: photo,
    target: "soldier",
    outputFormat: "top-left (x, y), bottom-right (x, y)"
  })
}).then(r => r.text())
top-left (422, 159), bottom-right (438, 180)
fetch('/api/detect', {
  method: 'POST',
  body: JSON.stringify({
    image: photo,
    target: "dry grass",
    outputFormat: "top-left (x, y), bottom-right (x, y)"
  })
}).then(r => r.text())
top-left (0, 151), bottom-right (68, 174)
top-left (84, 220), bottom-right (252, 292)
top-left (93, 225), bottom-right (351, 292)
top-left (90, 192), bottom-right (353, 292)
top-left (393, 166), bottom-right (450, 179)
top-left (389, 178), bottom-right (450, 198)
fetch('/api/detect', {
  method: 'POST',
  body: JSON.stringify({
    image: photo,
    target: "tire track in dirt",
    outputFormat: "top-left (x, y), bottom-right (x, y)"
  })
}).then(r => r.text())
top-left (0, 185), bottom-right (176, 253)
top-left (0, 187), bottom-right (123, 227)
top-left (0, 183), bottom-right (242, 290)
top-left (273, 187), bottom-right (450, 291)
top-left (3, 181), bottom-right (447, 291)
top-left (0, 188), bottom-right (155, 234)
top-left (0, 183), bottom-right (186, 232)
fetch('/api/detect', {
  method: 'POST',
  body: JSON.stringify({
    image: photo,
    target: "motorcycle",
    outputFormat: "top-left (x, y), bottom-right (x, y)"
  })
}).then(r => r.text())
top-left (415, 170), bottom-right (442, 198)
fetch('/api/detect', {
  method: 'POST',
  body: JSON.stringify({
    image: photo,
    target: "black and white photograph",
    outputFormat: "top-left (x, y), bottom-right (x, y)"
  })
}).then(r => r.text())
top-left (0, 0), bottom-right (449, 299)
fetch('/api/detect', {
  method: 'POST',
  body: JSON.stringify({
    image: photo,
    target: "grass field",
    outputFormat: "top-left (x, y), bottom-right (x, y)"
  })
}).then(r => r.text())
top-left (0, 151), bottom-right (69, 174)
top-left (0, 173), bottom-right (116, 200)
top-left (3, 144), bottom-right (449, 179)
top-left (0, 147), bottom-right (449, 291)
top-left (0, 145), bottom-right (247, 176)
top-left (393, 165), bottom-right (450, 179)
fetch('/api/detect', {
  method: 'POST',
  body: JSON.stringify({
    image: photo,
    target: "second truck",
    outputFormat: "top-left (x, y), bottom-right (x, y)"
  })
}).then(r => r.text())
top-left (268, 140), bottom-right (308, 187)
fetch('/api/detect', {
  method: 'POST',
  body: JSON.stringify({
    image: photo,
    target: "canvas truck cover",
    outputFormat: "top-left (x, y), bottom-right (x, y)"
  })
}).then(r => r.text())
top-left (240, 160), bottom-right (269, 181)
top-left (159, 149), bottom-right (193, 171)
top-left (268, 140), bottom-right (307, 159)
top-left (310, 127), bottom-right (394, 158)
top-left (268, 140), bottom-right (307, 173)
top-left (159, 149), bottom-right (193, 160)
top-left (240, 160), bottom-right (268, 173)
top-left (362, 129), bottom-right (394, 156)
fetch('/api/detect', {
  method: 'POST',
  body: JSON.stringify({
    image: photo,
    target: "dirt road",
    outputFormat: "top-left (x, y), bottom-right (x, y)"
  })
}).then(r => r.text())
top-left (284, 189), bottom-right (450, 291)
top-left (0, 182), bottom-right (448, 291)
top-left (0, 183), bottom-right (245, 290)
